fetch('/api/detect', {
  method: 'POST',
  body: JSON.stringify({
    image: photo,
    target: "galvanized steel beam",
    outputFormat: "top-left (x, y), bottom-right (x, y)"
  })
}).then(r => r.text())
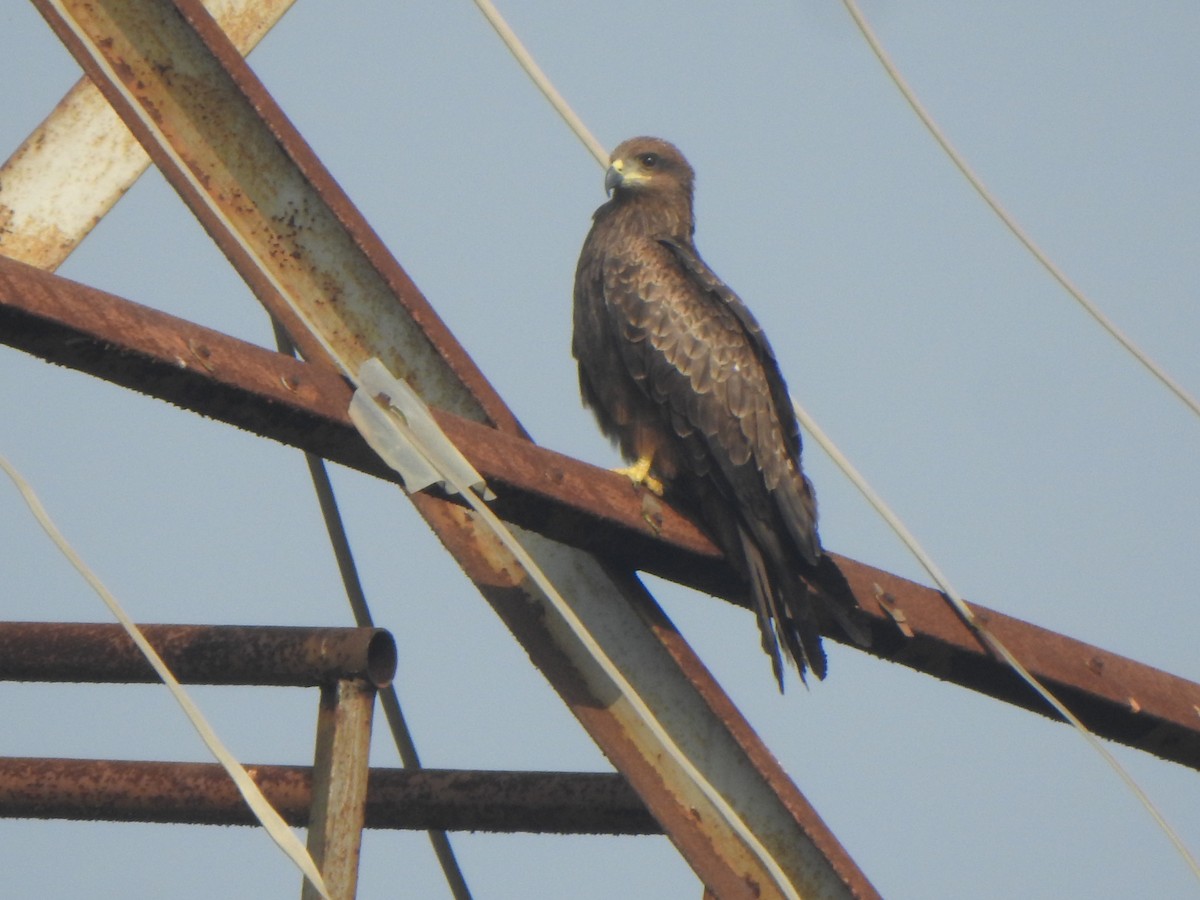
top-left (0, 758), bottom-right (659, 834)
top-left (27, 2), bottom-right (876, 896)
top-left (0, 0), bottom-right (297, 271)
top-left (4, 259), bottom-right (1200, 773)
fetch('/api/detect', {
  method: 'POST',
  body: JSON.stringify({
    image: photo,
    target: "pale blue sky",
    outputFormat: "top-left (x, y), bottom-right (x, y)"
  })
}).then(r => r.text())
top-left (2, 2), bottom-right (1198, 897)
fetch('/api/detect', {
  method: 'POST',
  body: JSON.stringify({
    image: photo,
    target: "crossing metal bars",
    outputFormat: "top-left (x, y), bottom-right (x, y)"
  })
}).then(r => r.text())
top-left (23, 1), bottom-right (880, 896)
top-left (3, 255), bottom-right (1199, 775)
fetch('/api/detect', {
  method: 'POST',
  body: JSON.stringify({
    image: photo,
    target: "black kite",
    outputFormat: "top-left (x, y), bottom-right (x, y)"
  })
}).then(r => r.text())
top-left (573, 136), bottom-right (863, 689)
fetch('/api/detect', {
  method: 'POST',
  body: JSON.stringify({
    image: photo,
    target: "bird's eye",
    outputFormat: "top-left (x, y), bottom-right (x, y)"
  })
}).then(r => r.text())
top-left (639, 153), bottom-right (659, 168)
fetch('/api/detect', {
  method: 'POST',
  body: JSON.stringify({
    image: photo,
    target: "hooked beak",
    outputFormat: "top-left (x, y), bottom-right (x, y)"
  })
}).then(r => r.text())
top-left (604, 159), bottom-right (625, 195)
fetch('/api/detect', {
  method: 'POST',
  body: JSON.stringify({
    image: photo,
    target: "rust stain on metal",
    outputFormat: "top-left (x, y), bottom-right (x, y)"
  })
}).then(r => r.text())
top-left (639, 491), bottom-right (665, 535)
top-left (306, 680), bottom-right (375, 900)
top-left (4, 258), bottom-right (1200, 774)
top-left (31, 0), bottom-right (520, 432)
top-left (4, 0), bottom-right (844, 892)
top-left (187, 338), bottom-right (216, 371)
top-left (17, 1), bottom-right (1193, 895)
top-left (0, 758), bottom-right (661, 834)
top-left (0, 622), bottom-right (396, 688)
top-left (874, 584), bottom-right (914, 639)
top-left (0, 0), bottom-right (311, 274)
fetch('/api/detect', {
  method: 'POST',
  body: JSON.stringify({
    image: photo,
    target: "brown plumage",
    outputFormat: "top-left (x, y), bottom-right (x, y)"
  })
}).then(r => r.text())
top-left (573, 136), bottom-right (863, 689)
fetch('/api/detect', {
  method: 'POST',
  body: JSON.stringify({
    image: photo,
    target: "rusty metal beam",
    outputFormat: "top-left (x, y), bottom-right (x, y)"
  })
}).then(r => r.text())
top-left (0, 622), bottom-right (396, 688)
top-left (32, 0), bottom-right (518, 426)
top-left (0, 758), bottom-right (660, 834)
top-left (4, 256), bottom-right (1200, 774)
top-left (0, 254), bottom-right (719, 591)
top-left (305, 681), bottom-right (375, 900)
top-left (27, 3), bottom-right (875, 897)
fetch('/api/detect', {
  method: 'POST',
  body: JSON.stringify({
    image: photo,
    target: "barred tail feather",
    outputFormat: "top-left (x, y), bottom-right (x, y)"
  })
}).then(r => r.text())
top-left (739, 527), bottom-right (786, 690)
top-left (739, 526), bottom-right (826, 690)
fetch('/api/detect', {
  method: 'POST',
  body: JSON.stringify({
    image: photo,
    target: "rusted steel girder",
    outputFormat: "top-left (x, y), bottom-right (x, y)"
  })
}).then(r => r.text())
top-left (0, 622), bottom-right (397, 688)
top-left (0, 255), bottom-right (718, 591)
top-left (28, 3), bottom-right (875, 897)
top-left (4, 256), bottom-right (1200, 774)
top-left (305, 680), bottom-right (375, 900)
top-left (0, 759), bottom-right (659, 835)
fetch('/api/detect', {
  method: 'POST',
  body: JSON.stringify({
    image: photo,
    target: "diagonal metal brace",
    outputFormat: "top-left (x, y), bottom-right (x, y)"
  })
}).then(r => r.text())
top-left (4, 260), bottom-right (1199, 775)
top-left (26, 0), bottom-right (878, 896)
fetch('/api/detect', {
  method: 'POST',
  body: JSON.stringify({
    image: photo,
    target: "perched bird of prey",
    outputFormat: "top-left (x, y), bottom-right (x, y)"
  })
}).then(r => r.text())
top-left (573, 137), bottom-right (863, 688)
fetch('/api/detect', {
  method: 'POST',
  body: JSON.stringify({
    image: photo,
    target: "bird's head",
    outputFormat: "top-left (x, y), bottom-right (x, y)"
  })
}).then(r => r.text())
top-left (604, 137), bottom-right (695, 201)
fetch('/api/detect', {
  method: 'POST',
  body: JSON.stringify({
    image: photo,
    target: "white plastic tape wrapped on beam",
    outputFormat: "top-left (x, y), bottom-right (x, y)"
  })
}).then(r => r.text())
top-left (349, 358), bottom-right (494, 500)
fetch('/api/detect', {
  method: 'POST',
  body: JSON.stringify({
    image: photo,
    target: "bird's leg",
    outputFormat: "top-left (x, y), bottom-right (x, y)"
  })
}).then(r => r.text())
top-left (613, 454), bottom-right (664, 496)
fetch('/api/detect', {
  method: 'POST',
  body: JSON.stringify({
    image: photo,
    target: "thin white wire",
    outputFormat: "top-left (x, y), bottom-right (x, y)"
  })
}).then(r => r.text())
top-left (839, 0), bottom-right (1200, 421)
top-left (471, 0), bottom-right (608, 167)
top-left (0, 454), bottom-right (332, 900)
top-left (793, 403), bottom-right (1200, 880)
top-left (467, 0), bottom-right (1200, 882)
top-left (374, 399), bottom-right (804, 900)
top-left (103, 51), bottom-right (799, 886)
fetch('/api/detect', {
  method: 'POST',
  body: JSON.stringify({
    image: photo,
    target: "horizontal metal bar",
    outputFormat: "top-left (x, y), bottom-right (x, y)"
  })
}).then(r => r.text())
top-left (0, 253), bottom-right (727, 585)
top-left (0, 623), bottom-right (396, 688)
top-left (3, 256), bottom-right (1200, 773)
top-left (14, 3), bottom-right (872, 891)
top-left (0, 758), bottom-right (660, 834)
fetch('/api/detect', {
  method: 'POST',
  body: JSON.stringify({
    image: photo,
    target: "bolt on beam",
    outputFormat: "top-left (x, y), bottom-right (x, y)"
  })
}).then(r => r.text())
top-left (4, 260), bottom-right (1199, 774)
top-left (26, 1), bottom-right (878, 896)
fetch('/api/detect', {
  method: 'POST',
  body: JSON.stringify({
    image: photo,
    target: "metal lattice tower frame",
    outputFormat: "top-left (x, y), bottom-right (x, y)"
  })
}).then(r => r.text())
top-left (2, 2), bottom-right (1199, 897)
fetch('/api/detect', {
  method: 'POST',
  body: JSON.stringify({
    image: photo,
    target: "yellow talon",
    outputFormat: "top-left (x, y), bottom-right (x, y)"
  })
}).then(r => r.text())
top-left (613, 455), bottom-right (664, 496)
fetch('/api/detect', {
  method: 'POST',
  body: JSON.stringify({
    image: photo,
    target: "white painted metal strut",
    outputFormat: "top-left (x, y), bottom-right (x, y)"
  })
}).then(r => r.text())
top-left (0, 0), bottom-right (297, 272)
top-left (21, 1), bottom-right (878, 896)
